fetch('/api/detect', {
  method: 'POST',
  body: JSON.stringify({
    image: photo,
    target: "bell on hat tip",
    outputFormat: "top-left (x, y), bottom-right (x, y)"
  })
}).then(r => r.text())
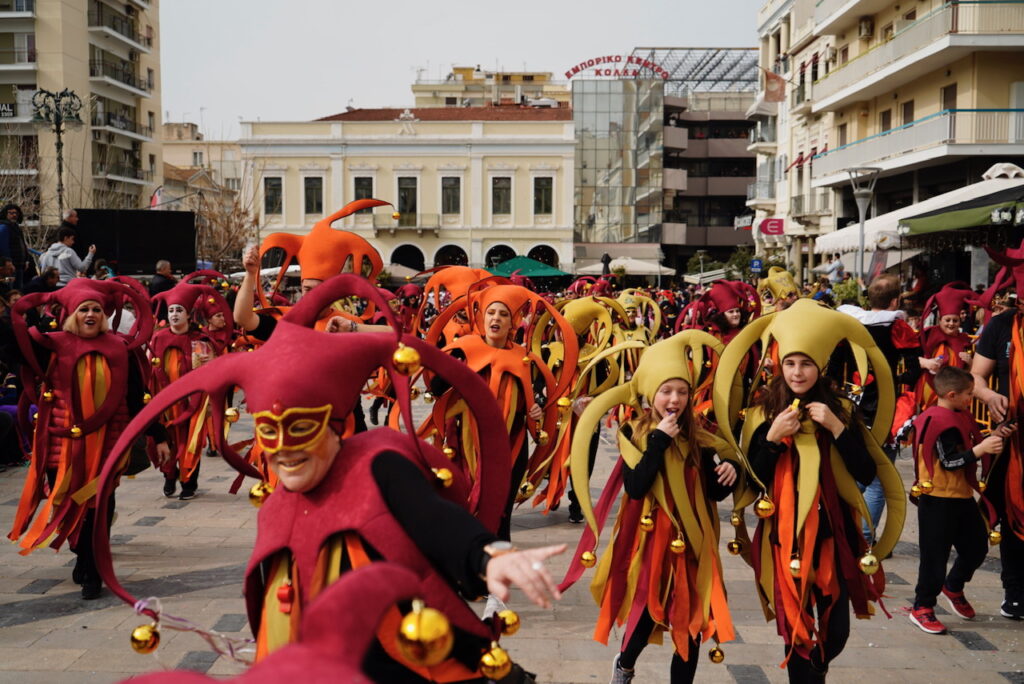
top-left (730, 512), bottom-right (742, 527)
top-left (639, 514), bottom-right (654, 532)
top-left (41, 390), bottom-right (54, 402)
top-left (405, 275), bottom-right (412, 281)
top-left (392, 211), bottom-right (401, 220)
top-left (521, 355), bottom-right (531, 365)
top-left (397, 599), bottom-right (454, 667)
top-left (990, 529), bottom-right (1002, 545)
top-left (859, 552), bottom-right (880, 575)
top-left (409, 386), bottom-right (421, 400)
top-left (142, 392), bottom-right (152, 404)
top-left (556, 397), bottom-right (572, 409)
top-left (709, 646), bottom-right (725, 664)
top-left (432, 467), bottom-right (454, 488)
top-left (519, 481), bottom-right (535, 497)
top-left (977, 480), bottom-right (987, 492)
top-left (48, 319), bottom-right (57, 329)
top-left (423, 391), bottom-right (434, 404)
top-left (392, 344), bottom-right (421, 375)
top-left (249, 481), bottom-right (273, 507)
top-left (754, 496), bottom-right (776, 519)
top-left (207, 297), bottom-right (215, 304)
top-left (130, 623), bottom-right (160, 654)
top-left (726, 539), bottom-right (743, 555)
top-left (497, 609), bottom-right (520, 636)
top-left (151, 357), bottom-right (161, 367)
top-left (580, 550), bottom-right (597, 568)
top-left (479, 642), bottom-right (512, 680)
top-left (224, 407), bottom-right (240, 423)
top-left (670, 538), bottom-right (686, 554)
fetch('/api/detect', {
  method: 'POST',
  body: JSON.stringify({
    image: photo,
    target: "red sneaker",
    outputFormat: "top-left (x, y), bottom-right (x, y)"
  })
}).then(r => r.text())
top-left (942, 586), bottom-right (976, 620)
top-left (909, 606), bottom-right (947, 634)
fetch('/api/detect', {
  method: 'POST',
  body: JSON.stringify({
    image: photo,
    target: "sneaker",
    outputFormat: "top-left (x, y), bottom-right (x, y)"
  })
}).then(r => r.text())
top-left (568, 500), bottom-right (584, 524)
top-left (909, 606), bottom-right (947, 634)
top-left (483, 594), bottom-right (506, 619)
top-left (163, 480), bottom-right (176, 498)
top-left (610, 654), bottom-right (635, 684)
top-left (179, 491), bottom-right (196, 501)
top-left (1001, 596), bottom-right (1023, 620)
top-left (942, 586), bottom-right (976, 620)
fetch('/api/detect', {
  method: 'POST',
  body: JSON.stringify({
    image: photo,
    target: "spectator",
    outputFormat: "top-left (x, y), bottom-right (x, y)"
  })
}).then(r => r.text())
top-left (92, 258), bottom-right (114, 280)
top-left (149, 259), bottom-right (176, 296)
top-left (0, 204), bottom-right (30, 289)
top-left (813, 253), bottom-right (846, 284)
top-left (60, 208), bottom-right (79, 231)
top-left (39, 226), bottom-right (96, 287)
top-left (23, 266), bottom-right (59, 295)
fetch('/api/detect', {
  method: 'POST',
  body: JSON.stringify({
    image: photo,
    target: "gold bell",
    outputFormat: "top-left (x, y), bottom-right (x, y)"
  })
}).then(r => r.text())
top-left (536, 430), bottom-right (549, 446)
top-left (726, 539), bottom-right (743, 555)
top-left (207, 297), bottom-right (216, 305)
top-left (432, 467), bottom-right (453, 488)
top-left (580, 550), bottom-right (597, 568)
top-left (754, 496), bottom-right (776, 518)
top-left (130, 623), bottom-right (160, 654)
top-left (48, 319), bottom-right (58, 329)
top-left (709, 646), bottom-right (725, 664)
top-left (497, 609), bottom-right (520, 636)
top-left (730, 512), bottom-right (742, 527)
top-left (789, 558), bottom-right (801, 577)
top-left (519, 481), bottom-right (535, 497)
top-left (738, 408), bottom-right (747, 420)
top-left (919, 480), bottom-right (934, 494)
top-left (397, 599), bottom-right (454, 667)
top-left (521, 355), bottom-right (531, 365)
top-left (409, 386), bottom-right (421, 400)
top-left (70, 425), bottom-right (83, 438)
top-left (639, 514), bottom-right (654, 532)
top-left (977, 481), bottom-right (987, 492)
top-left (423, 391), bottom-right (435, 404)
top-left (224, 407), bottom-right (240, 423)
top-left (910, 484), bottom-right (923, 498)
top-left (151, 357), bottom-right (161, 367)
top-left (391, 211), bottom-right (401, 220)
top-left (859, 553), bottom-right (880, 575)
top-left (557, 397), bottom-right (572, 409)
top-left (41, 390), bottom-right (54, 402)
top-left (990, 529), bottom-right (1003, 545)
top-left (142, 392), bottom-right (152, 404)
top-left (392, 344), bottom-right (421, 375)
top-left (670, 538), bottom-right (686, 554)
top-left (442, 446), bottom-right (456, 460)
top-left (479, 642), bottom-right (512, 680)
top-left (249, 481), bottom-right (273, 507)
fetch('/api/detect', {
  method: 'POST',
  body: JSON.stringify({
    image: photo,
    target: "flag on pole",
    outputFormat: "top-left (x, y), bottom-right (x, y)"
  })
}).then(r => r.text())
top-left (150, 185), bottom-right (163, 208)
top-left (762, 68), bottom-right (786, 103)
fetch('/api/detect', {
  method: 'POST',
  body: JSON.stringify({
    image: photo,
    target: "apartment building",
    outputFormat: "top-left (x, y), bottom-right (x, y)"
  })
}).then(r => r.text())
top-left (240, 104), bottom-right (574, 272)
top-left (0, 0), bottom-right (162, 227)
top-left (162, 122), bottom-right (245, 196)
top-left (411, 66), bottom-right (570, 108)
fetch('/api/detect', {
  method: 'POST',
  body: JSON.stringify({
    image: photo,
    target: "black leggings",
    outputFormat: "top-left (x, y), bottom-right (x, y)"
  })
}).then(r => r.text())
top-left (498, 440), bottom-right (529, 541)
top-left (619, 609), bottom-right (700, 683)
top-left (567, 431), bottom-right (600, 509)
top-left (785, 581), bottom-right (850, 683)
top-left (914, 495), bottom-right (988, 608)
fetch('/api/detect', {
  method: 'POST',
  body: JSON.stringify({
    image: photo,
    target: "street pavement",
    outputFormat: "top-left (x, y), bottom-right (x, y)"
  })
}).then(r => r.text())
top-left (0, 398), bottom-right (1022, 683)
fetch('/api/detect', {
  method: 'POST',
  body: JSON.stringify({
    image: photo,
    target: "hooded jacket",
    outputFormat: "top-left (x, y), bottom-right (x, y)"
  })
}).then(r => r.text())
top-left (39, 241), bottom-right (94, 287)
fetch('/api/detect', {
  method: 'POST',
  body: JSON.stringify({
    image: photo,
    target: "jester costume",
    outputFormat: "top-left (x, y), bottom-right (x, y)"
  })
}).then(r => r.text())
top-left (915, 284), bottom-right (974, 410)
top-left (93, 276), bottom-right (529, 682)
top-left (561, 331), bottom-right (738, 679)
top-left (7, 279), bottom-right (161, 597)
top-left (712, 299), bottom-right (905, 679)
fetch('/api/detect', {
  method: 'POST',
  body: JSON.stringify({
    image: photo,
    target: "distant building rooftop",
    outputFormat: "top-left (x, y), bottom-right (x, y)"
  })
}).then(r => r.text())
top-left (630, 47), bottom-right (759, 96)
top-left (316, 105), bottom-right (571, 122)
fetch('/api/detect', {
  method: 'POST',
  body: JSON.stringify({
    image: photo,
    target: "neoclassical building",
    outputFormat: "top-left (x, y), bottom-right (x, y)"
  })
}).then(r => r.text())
top-left (240, 104), bottom-right (574, 272)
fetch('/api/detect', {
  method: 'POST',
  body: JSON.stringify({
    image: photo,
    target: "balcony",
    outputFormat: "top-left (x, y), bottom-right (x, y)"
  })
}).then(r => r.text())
top-left (91, 112), bottom-right (153, 140)
top-left (812, 109), bottom-right (1024, 185)
top-left (663, 168), bottom-right (687, 191)
top-left (664, 125), bottom-right (688, 150)
top-left (0, 90), bottom-right (35, 121)
top-left (814, 0), bottom-right (892, 36)
top-left (791, 191), bottom-right (832, 220)
top-left (748, 120), bottom-right (777, 154)
top-left (0, 0), bottom-right (34, 15)
top-left (88, 11), bottom-right (152, 52)
top-left (813, 3), bottom-right (1024, 112)
top-left (93, 162), bottom-right (152, 184)
top-left (746, 180), bottom-right (777, 209)
top-left (708, 138), bottom-right (751, 157)
top-left (372, 212), bottom-right (441, 237)
top-left (89, 60), bottom-right (152, 98)
top-left (0, 48), bottom-right (36, 74)
top-left (790, 81), bottom-right (813, 117)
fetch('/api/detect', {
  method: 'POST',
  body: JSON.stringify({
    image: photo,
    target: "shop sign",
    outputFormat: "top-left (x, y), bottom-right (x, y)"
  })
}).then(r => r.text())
top-left (0, 103), bottom-right (14, 118)
top-left (759, 218), bottom-right (784, 235)
top-left (565, 55), bottom-right (670, 80)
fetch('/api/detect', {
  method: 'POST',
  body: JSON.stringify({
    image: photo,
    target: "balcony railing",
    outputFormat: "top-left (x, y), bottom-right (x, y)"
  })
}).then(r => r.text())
top-left (0, 0), bottom-right (34, 11)
top-left (89, 60), bottom-right (152, 92)
top-left (773, 55), bottom-right (790, 75)
top-left (813, 109), bottom-right (1024, 179)
top-left (91, 112), bottom-right (153, 138)
top-left (88, 11), bottom-right (152, 47)
top-left (0, 48), bottom-right (36, 65)
top-left (746, 181), bottom-right (776, 201)
top-left (791, 82), bottom-right (813, 112)
top-left (814, 3), bottom-right (1024, 104)
top-left (749, 120), bottom-right (777, 145)
top-left (791, 192), bottom-right (831, 216)
top-left (93, 162), bottom-right (152, 181)
top-left (372, 212), bottom-right (441, 230)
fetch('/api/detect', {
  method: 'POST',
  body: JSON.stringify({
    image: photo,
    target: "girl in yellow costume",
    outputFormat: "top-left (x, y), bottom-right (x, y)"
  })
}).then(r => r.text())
top-left (712, 299), bottom-right (906, 682)
top-left (561, 331), bottom-right (740, 683)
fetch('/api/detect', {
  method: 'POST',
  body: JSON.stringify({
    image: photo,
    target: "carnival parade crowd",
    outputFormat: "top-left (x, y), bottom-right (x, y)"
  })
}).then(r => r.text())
top-left (1, 197), bottom-right (1023, 683)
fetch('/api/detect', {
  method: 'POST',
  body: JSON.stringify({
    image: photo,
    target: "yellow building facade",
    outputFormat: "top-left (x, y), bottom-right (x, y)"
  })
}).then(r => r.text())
top-left (240, 106), bottom-right (575, 271)
top-left (411, 66), bottom-right (570, 108)
top-left (0, 0), bottom-right (162, 229)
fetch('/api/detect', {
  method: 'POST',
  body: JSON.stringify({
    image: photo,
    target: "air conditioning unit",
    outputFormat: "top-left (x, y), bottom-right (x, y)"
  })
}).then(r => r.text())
top-left (824, 46), bottom-right (838, 63)
top-left (858, 17), bottom-right (874, 38)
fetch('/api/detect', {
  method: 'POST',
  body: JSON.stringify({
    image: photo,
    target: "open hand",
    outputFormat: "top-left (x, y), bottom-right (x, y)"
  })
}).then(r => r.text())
top-left (715, 461), bottom-right (738, 487)
top-left (486, 544), bottom-right (566, 609)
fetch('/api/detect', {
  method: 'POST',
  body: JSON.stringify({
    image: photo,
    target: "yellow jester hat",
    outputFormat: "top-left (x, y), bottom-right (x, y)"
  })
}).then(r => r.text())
top-left (757, 266), bottom-right (799, 304)
top-left (710, 298), bottom-right (906, 562)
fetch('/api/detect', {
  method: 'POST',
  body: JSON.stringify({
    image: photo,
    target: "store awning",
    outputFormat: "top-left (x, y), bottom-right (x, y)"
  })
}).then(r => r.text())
top-left (488, 255), bottom-right (570, 278)
top-left (745, 93), bottom-right (778, 119)
top-left (898, 184), bottom-right (1024, 235)
top-left (577, 257), bottom-right (675, 276)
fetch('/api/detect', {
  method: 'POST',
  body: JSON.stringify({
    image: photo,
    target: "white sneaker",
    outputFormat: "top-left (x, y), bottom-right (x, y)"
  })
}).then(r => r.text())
top-left (483, 594), bottom-right (507, 618)
top-left (610, 654), bottom-right (635, 684)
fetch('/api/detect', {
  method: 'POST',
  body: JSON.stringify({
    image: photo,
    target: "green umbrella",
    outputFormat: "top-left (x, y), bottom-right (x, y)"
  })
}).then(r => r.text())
top-left (488, 255), bottom-right (571, 277)
top-left (899, 185), bottom-right (1024, 235)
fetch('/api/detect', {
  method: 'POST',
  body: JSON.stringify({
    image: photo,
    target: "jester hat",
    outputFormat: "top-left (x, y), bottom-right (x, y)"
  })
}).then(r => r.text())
top-left (91, 274), bottom-right (513, 615)
top-left (151, 282), bottom-right (234, 340)
top-left (710, 298), bottom-right (906, 561)
top-left (258, 199), bottom-right (390, 307)
top-left (921, 282), bottom-right (973, 321)
top-left (758, 266), bottom-right (799, 302)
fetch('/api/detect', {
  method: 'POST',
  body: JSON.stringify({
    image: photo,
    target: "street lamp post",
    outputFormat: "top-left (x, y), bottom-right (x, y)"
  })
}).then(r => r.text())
top-left (32, 88), bottom-right (83, 223)
top-left (845, 167), bottom-right (880, 281)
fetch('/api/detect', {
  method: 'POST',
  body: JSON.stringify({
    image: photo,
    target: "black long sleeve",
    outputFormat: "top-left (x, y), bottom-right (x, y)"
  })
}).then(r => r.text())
top-left (428, 348), bottom-right (466, 397)
top-left (622, 426), bottom-right (670, 499)
top-left (935, 427), bottom-right (976, 471)
top-left (701, 448), bottom-right (734, 502)
top-left (371, 450), bottom-right (496, 598)
top-left (748, 422), bottom-right (786, 488)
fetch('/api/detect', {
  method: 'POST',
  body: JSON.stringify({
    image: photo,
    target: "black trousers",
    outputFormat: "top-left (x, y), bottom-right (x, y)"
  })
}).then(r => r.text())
top-left (46, 469), bottom-right (114, 585)
top-left (165, 459), bottom-right (201, 495)
top-left (619, 609), bottom-right (700, 683)
top-left (985, 454), bottom-right (1024, 597)
top-left (785, 581), bottom-right (850, 683)
top-left (913, 495), bottom-right (988, 608)
top-left (498, 440), bottom-right (529, 542)
top-left (566, 431), bottom-right (600, 509)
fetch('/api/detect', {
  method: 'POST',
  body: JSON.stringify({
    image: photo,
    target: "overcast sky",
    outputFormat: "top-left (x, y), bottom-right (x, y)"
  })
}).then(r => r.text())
top-left (160, 0), bottom-right (763, 140)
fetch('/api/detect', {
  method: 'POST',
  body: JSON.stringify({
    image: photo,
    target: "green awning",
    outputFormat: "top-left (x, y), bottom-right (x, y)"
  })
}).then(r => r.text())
top-left (488, 255), bottom-right (570, 277)
top-left (899, 185), bottom-right (1024, 235)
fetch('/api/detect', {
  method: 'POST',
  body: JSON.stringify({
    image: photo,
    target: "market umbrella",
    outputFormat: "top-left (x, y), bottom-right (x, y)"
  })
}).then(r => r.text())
top-left (488, 255), bottom-right (571, 277)
top-left (577, 257), bottom-right (675, 276)
top-left (899, 185), bottom-right (1024, 235)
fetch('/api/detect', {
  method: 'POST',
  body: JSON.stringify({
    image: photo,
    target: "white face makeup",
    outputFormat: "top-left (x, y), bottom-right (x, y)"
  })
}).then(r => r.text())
top-left (167, 304), bottom-right (189, 331)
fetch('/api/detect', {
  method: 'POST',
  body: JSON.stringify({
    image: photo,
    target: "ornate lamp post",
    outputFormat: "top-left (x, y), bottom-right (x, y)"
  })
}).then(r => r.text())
top-left (845, 167), bottom-right (880, 281)
top-left (32, 88), bottom-right (83, 222)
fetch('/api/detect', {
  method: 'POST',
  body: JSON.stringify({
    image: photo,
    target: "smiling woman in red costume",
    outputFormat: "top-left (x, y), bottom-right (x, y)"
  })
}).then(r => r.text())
top-left (7, 279), bottom-right (166, 599)
top-left (915, 283), bottom-right (975, 410)
top-left (93, 275), bottom-right (565, 683)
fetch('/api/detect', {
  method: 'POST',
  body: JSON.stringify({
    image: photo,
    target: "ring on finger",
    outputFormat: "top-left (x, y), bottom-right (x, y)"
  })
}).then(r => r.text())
top-left (531, 561), bottom-right (543, 571)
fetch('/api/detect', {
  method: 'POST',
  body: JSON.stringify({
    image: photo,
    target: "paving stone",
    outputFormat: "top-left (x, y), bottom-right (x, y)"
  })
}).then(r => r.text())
top-left (162, 501), bottom-right (189, 509)
top-left (728, 663), bottom-right (770, 683)
top-left (211, 613), bottom-right (248, 632)
top-left (176, 650), bottom-right (220, 673)
top-left (950, 630), bottom-right (998, 651)
top-left (134, 516), bottom-right (164, 526)
top-left (17, 579), bottom-right (63, 595)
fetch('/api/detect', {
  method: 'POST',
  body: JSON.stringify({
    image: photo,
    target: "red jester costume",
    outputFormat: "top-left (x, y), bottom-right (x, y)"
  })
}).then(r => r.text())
top-left (915, 283), bottom-right (975, 410)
